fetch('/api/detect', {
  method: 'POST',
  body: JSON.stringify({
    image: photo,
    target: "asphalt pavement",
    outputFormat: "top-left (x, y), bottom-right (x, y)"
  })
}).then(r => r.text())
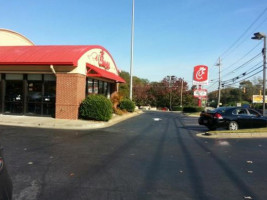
top-left (1, 111), bottom-right (267, 200)
top-left (1, 112), bottom-right (267, 139)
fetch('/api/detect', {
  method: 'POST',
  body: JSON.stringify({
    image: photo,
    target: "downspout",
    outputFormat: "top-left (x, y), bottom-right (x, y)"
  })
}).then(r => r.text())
top-left (50, 64), bottom-right (56, 75)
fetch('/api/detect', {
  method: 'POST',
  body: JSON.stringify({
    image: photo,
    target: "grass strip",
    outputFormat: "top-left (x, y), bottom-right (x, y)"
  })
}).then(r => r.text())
top-left (208, 127), bottom-right (267, 134)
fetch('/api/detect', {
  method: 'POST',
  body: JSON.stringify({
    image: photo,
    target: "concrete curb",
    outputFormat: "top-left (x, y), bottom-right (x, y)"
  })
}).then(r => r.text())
top-left (0, 111), bottom-right (143, 130)
top-left (197, 132), bottom-right (267, 139)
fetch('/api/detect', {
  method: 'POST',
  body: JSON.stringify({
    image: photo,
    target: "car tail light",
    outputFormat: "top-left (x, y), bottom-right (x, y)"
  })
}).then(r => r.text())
top-left (0, 157), bottom-right (3, 171)
top-left (214, 113), bottom-right (223, 119)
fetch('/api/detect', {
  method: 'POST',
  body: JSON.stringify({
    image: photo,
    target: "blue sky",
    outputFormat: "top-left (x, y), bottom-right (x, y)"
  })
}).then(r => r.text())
top-left (1, 0), bottom-right (267, 91)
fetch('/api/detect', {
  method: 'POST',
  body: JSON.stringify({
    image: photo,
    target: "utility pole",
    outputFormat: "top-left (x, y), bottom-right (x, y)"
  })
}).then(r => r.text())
top-left (129, 0), bottom-right (135, 100)
top-left (167, 75), bottom-right (175, 111)
top-left (263, 36), bottom-right (266, 116)
top-left (180, 78), bottom-right (184, 107)
top-left (252, 32), bottom-right (266, 115)
top-left (217, 57), bottom-right (221, 108)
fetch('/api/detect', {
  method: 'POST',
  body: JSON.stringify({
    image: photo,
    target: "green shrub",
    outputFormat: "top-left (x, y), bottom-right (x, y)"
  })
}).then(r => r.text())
top-left (183, 106), bottom-right (204, 113)
top-left (172, 106), bottom-right (183, 111)
top-left (79, 95), bottom-right (113, 121)
top-left (119, 99), bottom-right (136, 112)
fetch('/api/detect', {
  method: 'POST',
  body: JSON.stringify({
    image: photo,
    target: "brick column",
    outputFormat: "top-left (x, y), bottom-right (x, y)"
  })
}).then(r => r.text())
top-left (55, 74), bottom-right (86, 120)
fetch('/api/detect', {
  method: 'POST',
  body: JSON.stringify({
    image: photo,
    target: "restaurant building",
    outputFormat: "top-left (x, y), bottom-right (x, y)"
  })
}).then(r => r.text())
top-left (0, 29), bottom-right (125, 120)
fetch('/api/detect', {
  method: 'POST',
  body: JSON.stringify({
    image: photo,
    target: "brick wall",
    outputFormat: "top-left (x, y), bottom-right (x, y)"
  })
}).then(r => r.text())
top-left (55, 73), bottom-right (86, 119)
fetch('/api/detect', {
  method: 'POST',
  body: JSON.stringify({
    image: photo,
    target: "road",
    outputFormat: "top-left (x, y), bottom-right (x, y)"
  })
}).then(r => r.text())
top-left (1, 111), bottom-right (267, 200)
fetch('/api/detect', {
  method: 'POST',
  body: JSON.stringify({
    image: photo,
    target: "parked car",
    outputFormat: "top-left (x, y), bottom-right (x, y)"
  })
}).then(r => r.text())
top-left (0, 146), bottom-right (12, 200)
top-left (198, 107), bottom-right (267, 130)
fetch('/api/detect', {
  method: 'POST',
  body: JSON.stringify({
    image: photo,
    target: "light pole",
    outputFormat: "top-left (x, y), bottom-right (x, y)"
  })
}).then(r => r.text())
top-left (216, 57), bottom-right (221, 108)
top-left (129, 0), bottom-right (135, 100)
top-left (252, 32), bottom-right (266, 115)
top-left (180, 78), bottom-right (184, 107)
top-left (167, 75), bottom-right (175, 111)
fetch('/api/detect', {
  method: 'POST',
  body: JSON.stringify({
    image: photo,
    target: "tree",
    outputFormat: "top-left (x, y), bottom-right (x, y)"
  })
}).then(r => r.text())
top-left (119, 71), bottom-right (194, 108)
top-left (239, 80), bottom-right (253, 103)
top-left (119, 70), bottom-right (149, 99)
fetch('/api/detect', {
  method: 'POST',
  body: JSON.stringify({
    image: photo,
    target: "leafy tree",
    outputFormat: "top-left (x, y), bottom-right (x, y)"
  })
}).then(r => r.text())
top-left (239, 80), bottom-right (253, 103)
top-left (119, 72), bottom-right (194, 108)
top-left (119, 70), bottom-right (150, 100)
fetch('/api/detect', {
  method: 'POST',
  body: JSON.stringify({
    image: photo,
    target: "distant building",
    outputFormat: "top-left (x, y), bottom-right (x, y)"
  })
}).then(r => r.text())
top-left (0, 29), bottom-right (34, 46)
top-left (0, 29), bottom-right (125, 119)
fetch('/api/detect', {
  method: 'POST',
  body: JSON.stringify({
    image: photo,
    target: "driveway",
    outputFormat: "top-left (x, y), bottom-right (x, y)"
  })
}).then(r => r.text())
top-left (1, 111), bottom-right (267, 200)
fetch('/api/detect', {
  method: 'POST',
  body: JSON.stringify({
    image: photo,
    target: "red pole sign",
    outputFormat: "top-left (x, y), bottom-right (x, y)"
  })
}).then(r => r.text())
top-left (193, 65), bottom-right (209, 85)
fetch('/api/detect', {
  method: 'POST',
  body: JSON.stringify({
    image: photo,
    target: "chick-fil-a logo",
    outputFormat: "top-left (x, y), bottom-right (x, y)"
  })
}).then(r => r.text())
top-left (88, 50), bottom-right (110, 70)
top-left (193, 65), bottom-right (208, 85)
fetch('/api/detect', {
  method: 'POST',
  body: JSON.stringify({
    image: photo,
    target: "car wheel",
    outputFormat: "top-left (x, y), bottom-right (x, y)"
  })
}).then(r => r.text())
top-left (228, 121), bottom-right (238, 130)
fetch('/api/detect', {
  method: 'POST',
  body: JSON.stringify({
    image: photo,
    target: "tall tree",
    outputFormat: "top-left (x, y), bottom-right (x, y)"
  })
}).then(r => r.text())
top-left (239, 80), bottom-right (253, 103)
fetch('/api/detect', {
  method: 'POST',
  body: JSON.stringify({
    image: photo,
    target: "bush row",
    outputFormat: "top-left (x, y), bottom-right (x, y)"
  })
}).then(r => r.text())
top-left (172, 106), bottom-right (183, 111)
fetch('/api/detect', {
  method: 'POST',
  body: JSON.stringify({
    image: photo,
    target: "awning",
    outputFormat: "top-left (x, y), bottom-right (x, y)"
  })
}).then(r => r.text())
top-left (86, 64), bottom-right (126, 83)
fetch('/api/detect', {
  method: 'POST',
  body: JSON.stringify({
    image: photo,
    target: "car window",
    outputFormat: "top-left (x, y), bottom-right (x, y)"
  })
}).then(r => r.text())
top-left (248, 109), bottom-right (261, 116)
top-left (233, 108), bottom-right (248, 115)
top-left (212, 107), bottom-right (228, 114)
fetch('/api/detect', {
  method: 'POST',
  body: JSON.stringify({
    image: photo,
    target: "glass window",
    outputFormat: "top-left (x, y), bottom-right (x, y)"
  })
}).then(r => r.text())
top-left (5, 80), bottom-right (24, 114)
top-left (6, 74), bottom-right (23, 80)
top-left (104, 82), bottom-right (108, 95)
top-left (28, 74), bottom-right (42, 81)
top-left (87, 78), bottom-right (93, 94)
top-left (98, 81), bottom-right (104, 94)
top-left (107, 83), bottom-right (111, 98)
top-left (44, 74), bottom-right (56, 81)
top-left (248, 109), bottom-right (261, 116)
top-left (28, 81), bottom-right (42, 102)
top-left (94, 80), bottom-right (98, 94)
top-left (27, 81), bottom-right (42, 114)
top-left (43, 81), bottom-right (56, 116)
top-left (233, 108), bottom-right (247, 115)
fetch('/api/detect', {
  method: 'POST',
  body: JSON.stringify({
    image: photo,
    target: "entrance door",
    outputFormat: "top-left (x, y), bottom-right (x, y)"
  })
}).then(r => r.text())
top-left (27, 81), bottom-right (42, 115)
top-left (5, 80), bottom-right (24, 114)
top-left (43, 80), bottom-right (56, 116)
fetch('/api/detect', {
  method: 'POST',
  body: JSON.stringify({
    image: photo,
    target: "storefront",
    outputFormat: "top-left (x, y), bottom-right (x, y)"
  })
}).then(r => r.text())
top-left (0, 30), bottom-right (125, 120)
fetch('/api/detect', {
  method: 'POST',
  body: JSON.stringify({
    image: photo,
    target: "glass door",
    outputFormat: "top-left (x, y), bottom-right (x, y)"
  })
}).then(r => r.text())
top-left (43, 81), bottom-right (56, 116)
top-left (27, 81), bottom-right (42, 115)
top-left (5, 80), bottom-right (24, 114)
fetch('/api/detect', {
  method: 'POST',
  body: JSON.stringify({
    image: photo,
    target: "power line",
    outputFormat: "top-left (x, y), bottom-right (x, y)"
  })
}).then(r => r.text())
top-left (222, 62), bottom-right (262, 84)
top-left (220, 41), bottom-right (262, 75)
top-left (220, 7), bottom-right (267, 60)
top-left (223, 69), bottom-right (263, 87)
top-left (208, 6), bottom-right (267, 85)
top-left (222, 53), bottom-right (262, 78)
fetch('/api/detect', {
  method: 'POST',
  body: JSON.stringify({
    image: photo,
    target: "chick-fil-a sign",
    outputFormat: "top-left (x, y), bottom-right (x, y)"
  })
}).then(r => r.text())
top-left (193, 65), bottom-right (208, 85)
top-left (88, 50), bottom-right (110, 70)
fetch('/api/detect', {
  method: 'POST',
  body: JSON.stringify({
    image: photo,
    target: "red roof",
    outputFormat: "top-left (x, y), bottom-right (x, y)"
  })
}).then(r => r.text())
top-left (0, 45), bottom-right (112, 67)
top-left (0, 45), bottom-right (126, 83)
top-left (87, 64), bottom-right (125, 83)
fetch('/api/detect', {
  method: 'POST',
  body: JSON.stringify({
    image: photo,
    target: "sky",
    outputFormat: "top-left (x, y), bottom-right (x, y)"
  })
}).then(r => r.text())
top-left (1, 0), bottom-right (267, 91)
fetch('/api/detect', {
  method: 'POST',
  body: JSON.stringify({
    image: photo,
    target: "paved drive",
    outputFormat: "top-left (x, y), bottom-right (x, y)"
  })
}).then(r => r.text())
top-left (1, 111), bottom-right (267, 199)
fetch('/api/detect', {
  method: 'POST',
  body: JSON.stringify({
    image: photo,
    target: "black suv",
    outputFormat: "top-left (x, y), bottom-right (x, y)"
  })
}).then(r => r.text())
top-left (0, 146), bottom-right (12, 200)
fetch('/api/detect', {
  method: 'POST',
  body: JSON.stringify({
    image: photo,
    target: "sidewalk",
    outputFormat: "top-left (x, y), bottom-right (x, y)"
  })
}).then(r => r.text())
top-left (0, 111), bottom-right (143, 130)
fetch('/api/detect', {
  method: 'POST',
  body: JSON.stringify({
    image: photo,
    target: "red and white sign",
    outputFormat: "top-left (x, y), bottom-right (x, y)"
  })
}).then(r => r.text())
top-left (193, 65), bottom-right (208, 85)
top-left (193, 89), bottom-right (208, 98)
top-left (87, 50), bottom-right (110, 70)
